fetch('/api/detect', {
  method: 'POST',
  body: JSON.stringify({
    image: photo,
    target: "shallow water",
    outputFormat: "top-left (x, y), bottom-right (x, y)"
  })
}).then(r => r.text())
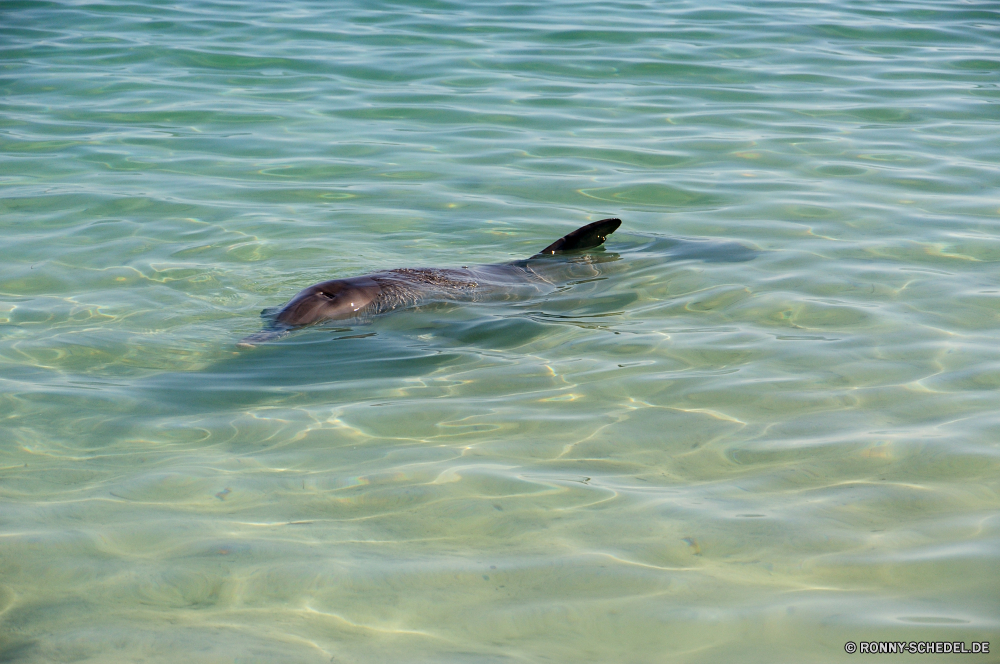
top-left (2, 0), bottom-right (999, 662)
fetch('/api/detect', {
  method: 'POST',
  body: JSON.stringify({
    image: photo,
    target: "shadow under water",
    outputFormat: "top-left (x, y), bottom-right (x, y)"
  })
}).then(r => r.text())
top-left (134, 233), bottom-right (757, 414)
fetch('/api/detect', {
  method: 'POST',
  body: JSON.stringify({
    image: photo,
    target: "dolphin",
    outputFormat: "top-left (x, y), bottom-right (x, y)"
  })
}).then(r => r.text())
top-left (238, 218), bottom-right (622, 347)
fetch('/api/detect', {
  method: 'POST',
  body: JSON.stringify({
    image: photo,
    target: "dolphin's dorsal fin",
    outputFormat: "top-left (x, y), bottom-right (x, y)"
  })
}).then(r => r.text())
top-left (535, 218), bottom-right (622, 255)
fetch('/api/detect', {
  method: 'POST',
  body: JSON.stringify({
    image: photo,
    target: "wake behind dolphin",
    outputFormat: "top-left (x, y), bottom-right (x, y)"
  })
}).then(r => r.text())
top-left (239, 218), bottom-right (623, 347)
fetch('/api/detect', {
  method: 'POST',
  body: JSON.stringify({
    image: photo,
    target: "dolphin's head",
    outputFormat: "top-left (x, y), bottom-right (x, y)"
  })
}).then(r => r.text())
top-left (238, 276), bottom-right (381, 348)
top-left (275, 276), bottom-right (382, 327)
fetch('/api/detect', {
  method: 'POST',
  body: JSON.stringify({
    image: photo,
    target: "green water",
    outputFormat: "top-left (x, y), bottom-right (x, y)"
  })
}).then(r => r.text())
top-left (2, 0), bottom-right (999, 661)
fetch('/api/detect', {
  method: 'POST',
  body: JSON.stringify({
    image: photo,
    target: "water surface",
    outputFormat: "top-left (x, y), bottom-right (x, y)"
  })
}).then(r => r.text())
top-left (2, 0), bottom-right (999, 662)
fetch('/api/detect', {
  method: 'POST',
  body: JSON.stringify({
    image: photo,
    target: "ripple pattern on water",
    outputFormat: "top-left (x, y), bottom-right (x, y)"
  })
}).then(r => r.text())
top-left (2, 0), bottom-right (1000, 661)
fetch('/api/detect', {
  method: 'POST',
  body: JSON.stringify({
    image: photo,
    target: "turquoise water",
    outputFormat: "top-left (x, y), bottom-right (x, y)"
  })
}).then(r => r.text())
top-left (2, 0), bottom-right (999, 661)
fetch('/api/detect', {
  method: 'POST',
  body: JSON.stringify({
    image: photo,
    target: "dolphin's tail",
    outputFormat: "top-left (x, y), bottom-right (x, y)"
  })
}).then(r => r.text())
top-left (533, 218), bottom-right (622, 256)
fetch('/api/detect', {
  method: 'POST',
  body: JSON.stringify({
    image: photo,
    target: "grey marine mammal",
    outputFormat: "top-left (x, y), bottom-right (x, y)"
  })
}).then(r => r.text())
top-left (238, 217), bottom-right (622, 347)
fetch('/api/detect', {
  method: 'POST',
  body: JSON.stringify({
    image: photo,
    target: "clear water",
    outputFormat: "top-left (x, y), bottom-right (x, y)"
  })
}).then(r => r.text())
top-left (2, 0), bottom-right (998, 661)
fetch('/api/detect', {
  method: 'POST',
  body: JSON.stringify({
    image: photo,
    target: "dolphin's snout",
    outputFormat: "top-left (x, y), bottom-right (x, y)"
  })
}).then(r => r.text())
top-left (237, 329), bottom-right (288, 348)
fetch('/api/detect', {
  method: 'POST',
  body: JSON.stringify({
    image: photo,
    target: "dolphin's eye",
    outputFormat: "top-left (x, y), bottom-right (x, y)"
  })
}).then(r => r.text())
top-left (319, 291), bottom-right (335, 299)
